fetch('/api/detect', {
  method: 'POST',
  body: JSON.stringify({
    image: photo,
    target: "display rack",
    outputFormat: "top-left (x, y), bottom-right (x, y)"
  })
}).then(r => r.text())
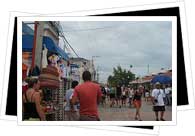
top-left (42, 80), bottom-right (65, 121)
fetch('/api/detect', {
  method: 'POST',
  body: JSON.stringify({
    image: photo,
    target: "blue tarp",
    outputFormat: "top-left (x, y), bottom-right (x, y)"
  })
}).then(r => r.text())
top-left (151, 75), bottom-right (172, 84)
top-left (22, 35), bottom-right (69, 60)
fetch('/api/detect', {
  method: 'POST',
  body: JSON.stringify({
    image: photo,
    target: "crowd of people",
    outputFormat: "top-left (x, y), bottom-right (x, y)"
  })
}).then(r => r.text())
top-left (63, 71), bottom-right (172, 121)
top-left (22, 69), bottom-right (172, 121)
top-left (98, 82), bottom-right (172, 121)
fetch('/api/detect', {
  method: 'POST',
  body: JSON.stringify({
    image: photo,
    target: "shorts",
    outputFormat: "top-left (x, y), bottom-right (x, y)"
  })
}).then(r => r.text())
top-left (79, 115), bottom-right (100, 121)
top-left (133, 100), bottom-right (141, 108)
top-left (102, 95), bottom-right (106, 100)
top-left (110, 94), bottom-right (115, 99)
top-left (122, 95), bottom-right (127, 100)
top-left (153, 106), bottom-right (165, 112)
top-left (116, 95), bottom-right (121, 99)
top-left (65, 111), bottom-right (79, 121)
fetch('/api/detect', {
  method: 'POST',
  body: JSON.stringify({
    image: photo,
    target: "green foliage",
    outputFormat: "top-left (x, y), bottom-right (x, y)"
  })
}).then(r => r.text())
top-left (107, 65), bottom-right (135, 87)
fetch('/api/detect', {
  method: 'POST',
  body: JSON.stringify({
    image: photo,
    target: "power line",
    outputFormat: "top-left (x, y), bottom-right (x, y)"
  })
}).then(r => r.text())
top-left (62, 35), bottom-right (79, 58)
top-left (61, 25), bottom-right (116, 33)
top-left (58, 23), bottom-right (80, 58)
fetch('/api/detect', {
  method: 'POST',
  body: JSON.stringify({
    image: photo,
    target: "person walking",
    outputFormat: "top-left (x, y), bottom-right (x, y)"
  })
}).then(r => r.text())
top-left (121, 87), bottom-right (128, 107)
top-left (133, 85), bottom-right (143, 121)
top-left (100, 86), bottom-right (107, 106)
top-left (109, 86), bottom-right (116, 107)
top-left (128, 87), bottom-right (134, 108)
top-left (151, 82), bottom-right (166, 121)
top-left (71, 71), bottom-right (102, 121)
top-left (145, 89), bottom-right (150, 102)
top-left (165, 84), bottom-right (171, 105)
top-left (65, 80), bottom-right (79, 121)
top-left (116, 85), bottom-right (122, 108)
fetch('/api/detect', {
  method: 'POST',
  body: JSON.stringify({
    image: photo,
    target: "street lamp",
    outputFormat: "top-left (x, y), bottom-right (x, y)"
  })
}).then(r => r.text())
top-left (129, 64), bottom-right (133, 72)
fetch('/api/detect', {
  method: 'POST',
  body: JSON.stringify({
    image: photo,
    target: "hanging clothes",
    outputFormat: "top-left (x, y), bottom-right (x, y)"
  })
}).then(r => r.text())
top-left (22, 63), bottom-right (28, 80)
top-left (42, 45), bottom-right (48, 68)
top-left (28, 65), bottom-right (40, 77)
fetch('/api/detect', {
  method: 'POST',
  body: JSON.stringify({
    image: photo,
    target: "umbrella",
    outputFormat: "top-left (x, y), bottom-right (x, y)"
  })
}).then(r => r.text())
top-left (151, 75), bottom-right (172, 84)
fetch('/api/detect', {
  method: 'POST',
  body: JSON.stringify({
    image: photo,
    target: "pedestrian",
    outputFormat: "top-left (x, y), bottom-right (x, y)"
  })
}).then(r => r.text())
top-left (165, 84), bottom-right (172, 105)
top-left (128, 87), bottom-right (134, 108)
top-left (109, 86), bottom-right (116, 107)
top-left (65, 80), bottom-right (79, 121)
top-left (145, 89), bottom-right (150, 102)
top-left (105, 85), bottom-right (110, 101)
top-left (133, 85), bottom-right (143, 121)
top-left (151, 82), bottom-right (166, 121)
top-left (71, 71), bottom-right (102, 121)
top-left (116, 85), bottom-right (122, 108)
top-left (101, 86), bottom-right (107, 106)
top-left (121, 87), bottom-right (128, 107)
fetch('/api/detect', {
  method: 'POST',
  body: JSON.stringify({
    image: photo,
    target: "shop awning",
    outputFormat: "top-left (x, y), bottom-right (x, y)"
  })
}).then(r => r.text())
top-left (22, 34), bottom-right (69, 60)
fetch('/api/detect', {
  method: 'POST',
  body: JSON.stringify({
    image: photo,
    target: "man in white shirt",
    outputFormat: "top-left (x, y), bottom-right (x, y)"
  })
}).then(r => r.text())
top-left (64, 81), bottom-right (79, 121)
top-left (152, 82), bottom-right (166, 121)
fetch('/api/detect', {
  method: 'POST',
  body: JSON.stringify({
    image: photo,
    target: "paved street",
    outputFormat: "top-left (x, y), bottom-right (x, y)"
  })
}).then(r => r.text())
top-left (98, 98), bottom-right (172, 121)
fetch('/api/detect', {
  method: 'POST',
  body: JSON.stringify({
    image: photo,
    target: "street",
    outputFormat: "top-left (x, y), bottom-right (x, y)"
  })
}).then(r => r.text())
top-left (98, 98), bottom-right (172, 121)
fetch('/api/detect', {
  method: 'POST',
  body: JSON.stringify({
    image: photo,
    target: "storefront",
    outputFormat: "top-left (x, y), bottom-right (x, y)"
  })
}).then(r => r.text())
top-left (22, 34), bottom-right (70, 121)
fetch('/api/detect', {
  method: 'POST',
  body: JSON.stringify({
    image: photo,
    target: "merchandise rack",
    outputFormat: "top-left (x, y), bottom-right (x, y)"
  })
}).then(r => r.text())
top-left (42, 80), bottom-right (65, 121)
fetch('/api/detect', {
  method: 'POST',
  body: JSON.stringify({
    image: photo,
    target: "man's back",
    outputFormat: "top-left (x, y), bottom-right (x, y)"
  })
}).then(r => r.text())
top-left (73, 81), bottom-right (102, 117)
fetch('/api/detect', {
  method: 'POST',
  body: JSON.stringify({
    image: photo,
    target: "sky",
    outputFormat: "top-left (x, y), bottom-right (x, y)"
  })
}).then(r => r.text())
top-left (60, 21), bottom-right (172, 83)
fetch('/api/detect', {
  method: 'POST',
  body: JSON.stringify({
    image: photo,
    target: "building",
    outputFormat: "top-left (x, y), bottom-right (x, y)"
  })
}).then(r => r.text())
top-left (69, 57), bottom-right (96, 83)
top-left (129, 69), bottom-right (172, 89)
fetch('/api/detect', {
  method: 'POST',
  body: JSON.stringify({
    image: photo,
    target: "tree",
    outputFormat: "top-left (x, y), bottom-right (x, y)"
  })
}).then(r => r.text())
top-left (107, 65), bottom-right (135, 87)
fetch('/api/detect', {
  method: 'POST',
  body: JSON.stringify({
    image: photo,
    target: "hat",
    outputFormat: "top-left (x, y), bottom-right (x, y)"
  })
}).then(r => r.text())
top-left (155, 82), bottom-right (161, 85)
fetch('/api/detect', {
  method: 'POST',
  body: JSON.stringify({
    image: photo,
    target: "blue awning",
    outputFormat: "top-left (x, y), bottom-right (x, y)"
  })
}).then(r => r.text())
top-left (22, 23), bottom-right (34, 35)
top-left (22, 35), bottom-right (69, 60)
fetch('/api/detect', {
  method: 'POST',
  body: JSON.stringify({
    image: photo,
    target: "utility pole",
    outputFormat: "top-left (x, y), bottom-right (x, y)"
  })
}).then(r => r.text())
top-left (147, 64), bottom-right (149, 74)
top-left (32, 21), bottom-right (45, 69)
top-left (96, 66), bottom-right (99, 82)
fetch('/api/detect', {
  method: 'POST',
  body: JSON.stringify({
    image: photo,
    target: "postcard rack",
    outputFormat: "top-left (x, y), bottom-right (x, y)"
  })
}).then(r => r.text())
top-left (42, 80), bottom-right (65, 121)
top-left (53, 80), bottom-right (65, 121)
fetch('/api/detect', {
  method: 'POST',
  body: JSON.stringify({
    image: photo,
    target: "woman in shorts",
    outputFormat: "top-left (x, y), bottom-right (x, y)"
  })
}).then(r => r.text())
top-left (121, 87), bottom-right (128, 107)
top-left (145, 89), bottom-right (150, 102)
top-left (133, 85), bottom-right (143, 121)
top-left (109, 87), bottom-right (116, 107)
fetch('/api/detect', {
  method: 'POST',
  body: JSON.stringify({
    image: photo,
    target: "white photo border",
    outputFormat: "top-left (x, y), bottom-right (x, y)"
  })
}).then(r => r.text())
top-left (0, 12), bottom-right (41, 121)
top-left (1, 1), bottom-right (190, 135)
top-left (2, 2), bottom-right (190, 122)
top-left (76, 126), bottom-right (160, 135)
top-left (17, 16), bottom-right (177, 126)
